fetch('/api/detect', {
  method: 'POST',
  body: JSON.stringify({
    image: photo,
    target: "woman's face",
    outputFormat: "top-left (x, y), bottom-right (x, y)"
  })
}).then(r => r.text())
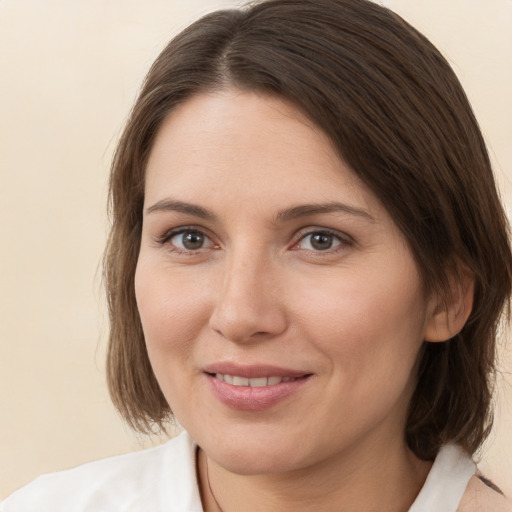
top-left (135, 89), bottom-right (436, 475)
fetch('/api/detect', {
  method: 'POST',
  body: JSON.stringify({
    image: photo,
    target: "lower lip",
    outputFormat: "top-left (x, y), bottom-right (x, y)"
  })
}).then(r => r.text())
top-left (206, 374), bottom-right (311, 411)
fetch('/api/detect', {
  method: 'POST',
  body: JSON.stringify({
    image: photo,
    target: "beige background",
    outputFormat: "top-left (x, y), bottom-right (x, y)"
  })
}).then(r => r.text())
top-left (1, 0), bottom-right (511, 500)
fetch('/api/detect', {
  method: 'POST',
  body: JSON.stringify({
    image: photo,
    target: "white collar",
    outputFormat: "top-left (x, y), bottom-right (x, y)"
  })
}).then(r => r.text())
top-left (409, 444), bottom-right (476, 511)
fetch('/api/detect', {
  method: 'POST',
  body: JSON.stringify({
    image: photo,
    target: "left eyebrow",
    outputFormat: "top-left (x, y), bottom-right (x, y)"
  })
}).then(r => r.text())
top-left (145, 199), bottom-right (217, 220)
top-left (273, 202), bottom-right (376, 224)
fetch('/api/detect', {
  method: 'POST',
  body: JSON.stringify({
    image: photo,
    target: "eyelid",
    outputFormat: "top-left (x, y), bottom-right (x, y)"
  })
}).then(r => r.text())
top-left (155, 225), bottom-right (354, 254)
top-left (291, 227), bottom-right (355, 252)
top-left (156, 226), bottom-right (217, 251)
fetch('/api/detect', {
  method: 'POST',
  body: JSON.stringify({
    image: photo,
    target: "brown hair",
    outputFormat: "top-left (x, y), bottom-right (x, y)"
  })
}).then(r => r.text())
top-left (104, 0), bottom-right (512, 460)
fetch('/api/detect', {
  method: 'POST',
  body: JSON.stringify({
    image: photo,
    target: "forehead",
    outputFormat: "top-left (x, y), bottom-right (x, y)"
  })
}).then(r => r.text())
top-left (144, 89), bottom-right (382, 221)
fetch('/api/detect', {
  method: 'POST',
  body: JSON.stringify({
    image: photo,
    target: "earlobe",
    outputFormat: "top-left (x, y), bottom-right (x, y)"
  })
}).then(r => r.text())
top-left (424, 266), bottom-right (475, 343)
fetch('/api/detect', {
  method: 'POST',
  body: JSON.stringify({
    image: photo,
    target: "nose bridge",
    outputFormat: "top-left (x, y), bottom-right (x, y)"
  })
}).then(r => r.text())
top-left (209, 243), bottom-right (287, 342)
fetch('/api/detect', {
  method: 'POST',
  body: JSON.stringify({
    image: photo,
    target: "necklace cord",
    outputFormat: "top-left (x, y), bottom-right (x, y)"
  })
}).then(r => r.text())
top-left (205, 451), bottom-right (224, 512)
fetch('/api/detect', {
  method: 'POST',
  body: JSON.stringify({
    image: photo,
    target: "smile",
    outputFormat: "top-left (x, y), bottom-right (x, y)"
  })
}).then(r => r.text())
top-left (205, 367), bottom-right (312, 411)
top-left (213, 374), bottom-right (299, 386)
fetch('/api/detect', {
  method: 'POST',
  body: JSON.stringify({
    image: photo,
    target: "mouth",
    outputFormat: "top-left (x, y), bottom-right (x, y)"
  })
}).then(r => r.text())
top-left (211, 374), bottom-right (303, 387)
top-left (203, 364), bottom-right (313, 411)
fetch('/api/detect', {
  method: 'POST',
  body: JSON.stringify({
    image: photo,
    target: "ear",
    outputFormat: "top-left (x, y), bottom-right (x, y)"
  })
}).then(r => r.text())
top-left (424, 265), bottom-right (474, 342)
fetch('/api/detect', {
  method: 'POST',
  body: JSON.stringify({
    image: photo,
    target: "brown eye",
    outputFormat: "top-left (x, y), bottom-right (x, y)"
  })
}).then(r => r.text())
top-left (170, 230), bottom-right (212, 250)
top-left (297, 231), bottom-right (343, 251)
top-left (311, 233), bottom-right (334, 250)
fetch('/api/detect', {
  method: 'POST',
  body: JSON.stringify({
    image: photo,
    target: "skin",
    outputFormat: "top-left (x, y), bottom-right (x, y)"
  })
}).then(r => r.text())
top-left (135, 89), bottom-right (465, 511)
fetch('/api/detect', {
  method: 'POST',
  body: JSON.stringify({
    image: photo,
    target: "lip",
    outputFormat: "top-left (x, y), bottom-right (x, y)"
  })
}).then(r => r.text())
top-left (203, 362), bottom-right (313, 411)
top-left (203, 362), bottom-right (309, 379)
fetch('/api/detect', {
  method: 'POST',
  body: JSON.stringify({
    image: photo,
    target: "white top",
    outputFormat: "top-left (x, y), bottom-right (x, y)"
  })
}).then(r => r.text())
top-left (0, 431), bottom-right (489, 512)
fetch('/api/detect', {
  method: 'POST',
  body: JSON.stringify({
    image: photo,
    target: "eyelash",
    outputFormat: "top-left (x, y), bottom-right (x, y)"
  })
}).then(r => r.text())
top-left (156, 226), bottom-right (354, 255)
top-left (292, 228), bottom-right (353, 254)
top-left (157, 227), bottom-right (217, 255)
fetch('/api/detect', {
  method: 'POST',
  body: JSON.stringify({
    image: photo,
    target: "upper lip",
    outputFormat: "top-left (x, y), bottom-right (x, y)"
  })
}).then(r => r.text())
top-left (203, 362), bottom-right (311, 379)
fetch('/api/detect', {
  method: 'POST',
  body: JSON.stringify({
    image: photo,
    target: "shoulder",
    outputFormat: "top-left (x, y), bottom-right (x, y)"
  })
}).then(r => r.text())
top-left (0, 431), bottom-right (202, 512)
top-left (458, 475), bottom-right (512, 512)
top-left (410, 444), bottom-right (511, 512)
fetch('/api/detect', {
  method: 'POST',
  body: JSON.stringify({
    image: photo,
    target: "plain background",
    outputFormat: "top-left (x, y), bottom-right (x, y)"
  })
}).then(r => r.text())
top-left (1, 0), bottom-right (511, 500)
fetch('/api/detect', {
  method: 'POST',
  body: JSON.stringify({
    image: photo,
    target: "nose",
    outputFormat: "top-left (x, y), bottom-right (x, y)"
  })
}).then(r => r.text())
top-left (208, 253), bottom-right (288, 344)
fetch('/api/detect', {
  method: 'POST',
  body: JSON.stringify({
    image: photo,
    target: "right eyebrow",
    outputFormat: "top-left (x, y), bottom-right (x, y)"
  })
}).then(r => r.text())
top-left (273, 202), bottom-right (376, 224)
top-left (145, 199), bottom-right (217, 220)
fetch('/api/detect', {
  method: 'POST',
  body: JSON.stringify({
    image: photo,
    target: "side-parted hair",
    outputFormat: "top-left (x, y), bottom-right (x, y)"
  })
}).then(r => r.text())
top-left (104, 0), bottom-right (512, 460)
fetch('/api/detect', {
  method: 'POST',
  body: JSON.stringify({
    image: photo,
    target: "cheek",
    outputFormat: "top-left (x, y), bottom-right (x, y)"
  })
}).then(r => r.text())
top-left (292, 264), bottom-right (427, 383)
top-left (134, 259), bottom-right (217, 417)
top-left (134, 259), bottom-right (210, 362)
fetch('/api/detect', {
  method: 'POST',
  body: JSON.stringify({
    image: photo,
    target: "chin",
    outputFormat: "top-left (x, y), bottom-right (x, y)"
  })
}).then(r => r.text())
top-left (213, 448), bottom-right (300, 476)
top-left (196, 426), bottom-right (316, 476)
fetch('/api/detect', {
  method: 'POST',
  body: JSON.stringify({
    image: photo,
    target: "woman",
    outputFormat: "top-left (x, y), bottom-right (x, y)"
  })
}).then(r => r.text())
top-left (2, 0), bottom-right (511, 510)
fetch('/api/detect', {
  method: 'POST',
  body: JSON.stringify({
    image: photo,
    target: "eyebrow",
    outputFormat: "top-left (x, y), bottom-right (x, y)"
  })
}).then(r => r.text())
top-left (273, 202), bottom-right (376, 224)
top-left (146, 199), bottom-right (217, 220)
top-left (145, 198), bottom-right (375, 223)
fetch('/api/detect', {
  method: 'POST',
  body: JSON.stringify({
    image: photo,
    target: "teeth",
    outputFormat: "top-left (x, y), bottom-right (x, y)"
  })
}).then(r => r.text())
top-left (233, 376), bottom-right (249, 386)
top-left (214, 374), bottom-right (298, 386)
top-left (249, 377), bottom-right (268, 387)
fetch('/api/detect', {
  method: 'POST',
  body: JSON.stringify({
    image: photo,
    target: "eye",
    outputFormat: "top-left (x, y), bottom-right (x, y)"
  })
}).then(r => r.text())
top-left (168, 229), bottom-right (214, 251)
top-left (296, 231), bottom-right (344, 251)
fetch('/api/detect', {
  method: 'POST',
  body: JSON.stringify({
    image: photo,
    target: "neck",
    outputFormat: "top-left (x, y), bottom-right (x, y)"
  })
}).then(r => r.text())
top-left (197, 435), bottom-right (432, 512)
